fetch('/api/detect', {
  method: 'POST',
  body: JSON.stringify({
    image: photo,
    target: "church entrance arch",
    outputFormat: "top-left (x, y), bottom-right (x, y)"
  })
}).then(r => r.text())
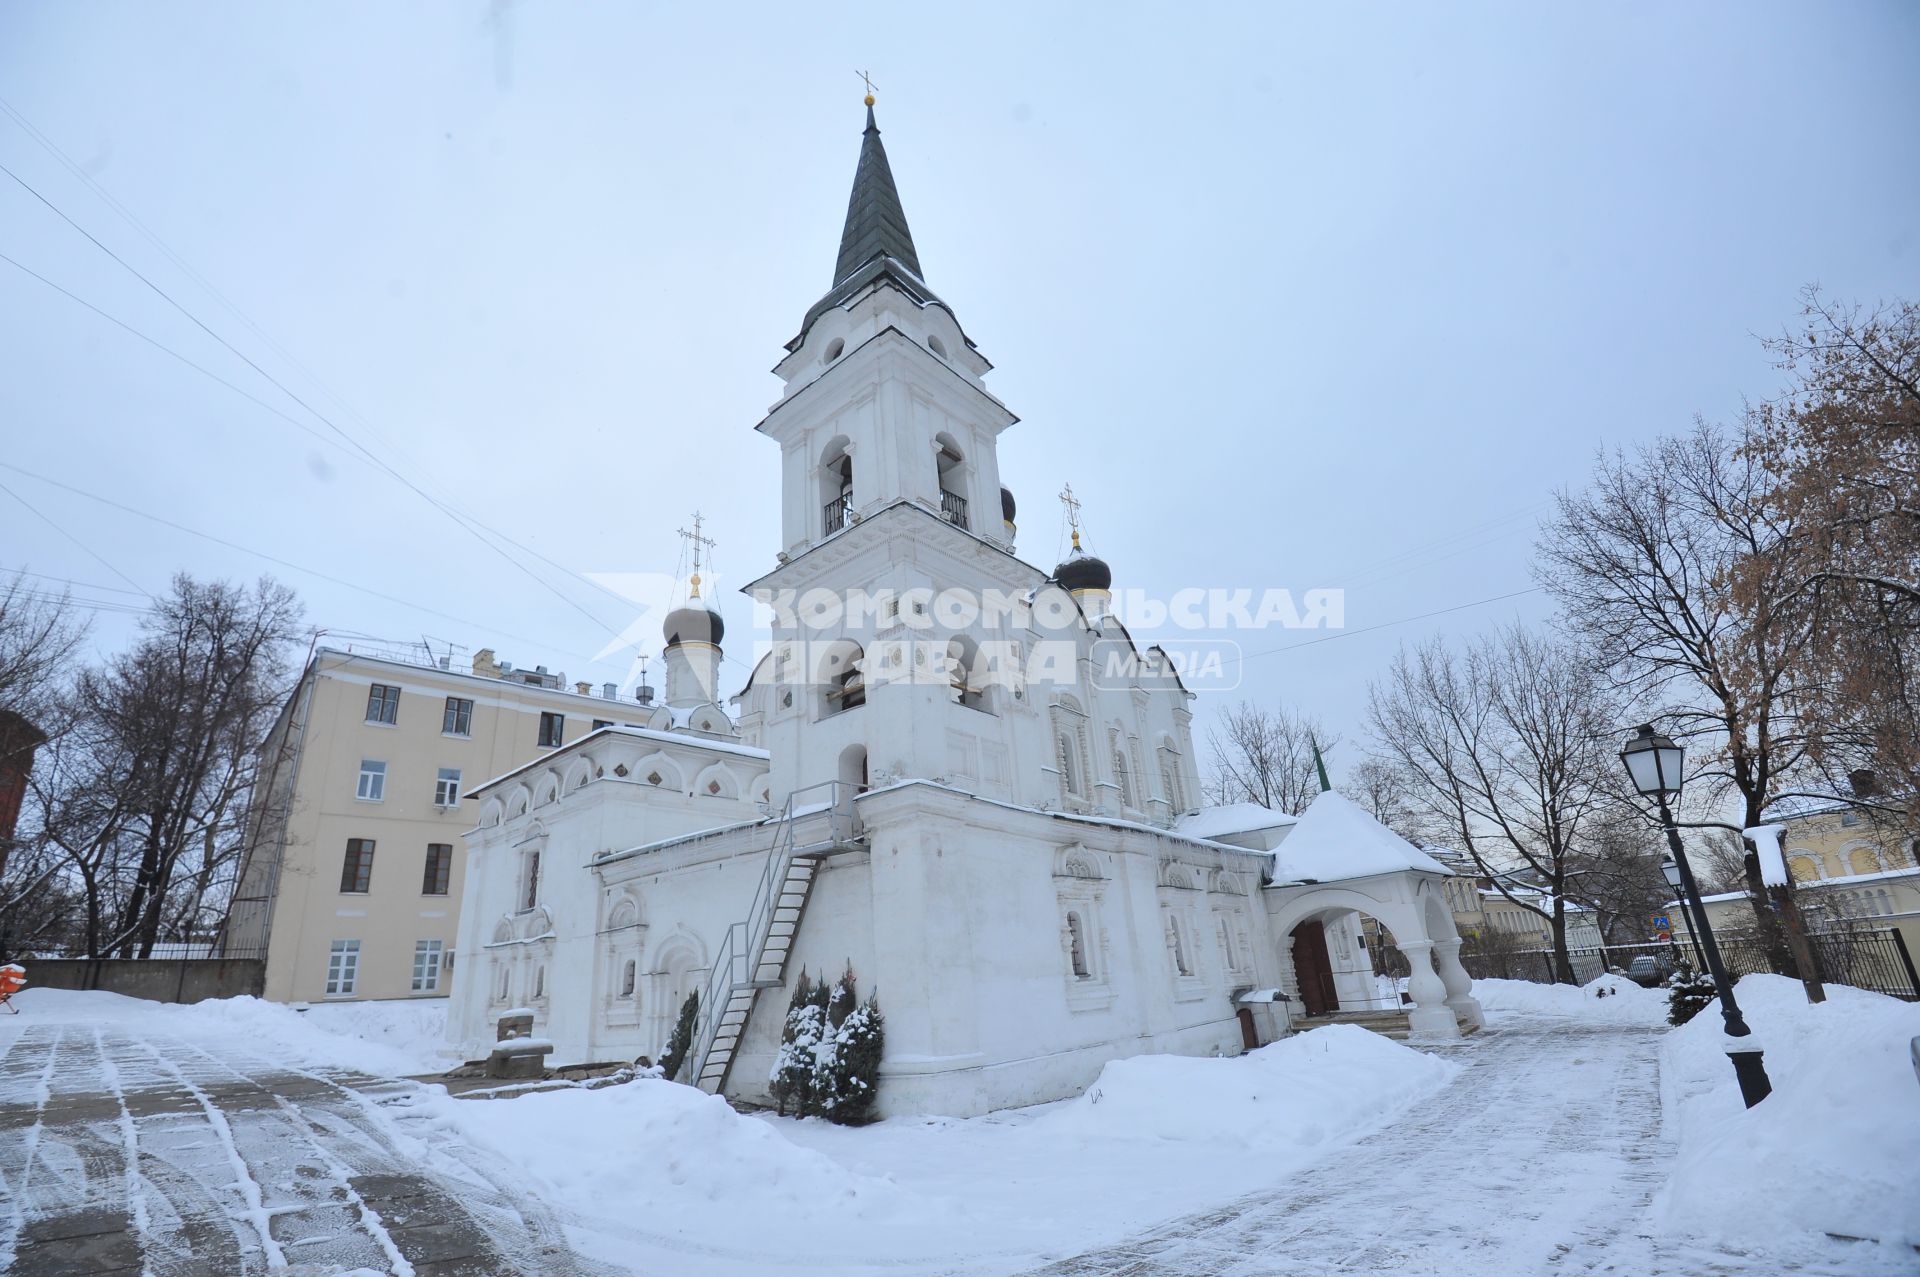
top-left (1269, 878), bottom-right (1477, 1039)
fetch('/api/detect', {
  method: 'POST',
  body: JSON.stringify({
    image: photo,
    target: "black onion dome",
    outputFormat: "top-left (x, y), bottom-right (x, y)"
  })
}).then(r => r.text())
top-left (1000, 486), bottom-right (1016, 523)
top-left (663, 603), bottom-right (725, 648)
top-left (1053, 546), bottom-right (1112, 593)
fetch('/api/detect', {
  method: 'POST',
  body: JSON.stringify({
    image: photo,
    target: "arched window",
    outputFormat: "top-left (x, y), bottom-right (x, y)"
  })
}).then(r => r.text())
top-left (934, 433), bottom-right (968, 529)
top-left (521, 850), bottom-right (542, 911)
top-left (839, 743), bottom-right (870, 792)
top-left (819, 640), bottom-right (865, 715)
top-left (947, 634), bottom-right (988, 712)
top-left (1114, 746), bottom-right (1134, 809)
top-left (1848, 846), bottom-right (1883, 876)
top-left (533, 966), bottom-right (546, 1000)
top-left (1168, 913), bottom-right (1193, 977)
top-left (495, 966), bottom-right (510, 1002)
top-left (1057, 732), bottom-right (1080, 797)
top-left (1788, 855), bottom-right (1819, 883)
top-left (821, 437), bottom-right (854, 535)
top-left (1066, 911), bottom-right (1090, 979)
top-left (621, 959), bottom-right (637, 997)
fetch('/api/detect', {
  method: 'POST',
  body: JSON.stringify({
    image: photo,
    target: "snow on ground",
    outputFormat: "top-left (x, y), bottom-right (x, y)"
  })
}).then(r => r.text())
top-left (0, 987), bottom-right (448, 1076)
top-left (1472, 972), bottom-right (1669, 1026)
top-left (426, 1024), bottom-right (1459, 1275)
top-left (1658, 974), bottom-right (1920, 1252)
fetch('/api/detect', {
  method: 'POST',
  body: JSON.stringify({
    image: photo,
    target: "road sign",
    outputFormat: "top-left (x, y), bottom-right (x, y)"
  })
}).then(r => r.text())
top-left (1653, 914), bottom-right (1671, 931)
top-left (1655, 932), bottom-right (1672, 942)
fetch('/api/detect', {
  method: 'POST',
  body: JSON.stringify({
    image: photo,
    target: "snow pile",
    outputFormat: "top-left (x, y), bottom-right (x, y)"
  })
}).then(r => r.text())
top-left (423, 1076), bottom-right (919, 1260)
top-left (1658, 974), bottom-right (1920, 1250)
top-left (1471, 974), bottom-right (1667, 1026)
top-left (0, 988), bottom-right (448, 1077)
top-left (1040, 1024), bottom-right (1458, 1147)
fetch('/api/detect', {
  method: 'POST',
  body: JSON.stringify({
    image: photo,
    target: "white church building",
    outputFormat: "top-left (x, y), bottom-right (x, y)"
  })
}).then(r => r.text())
top-left (445, 101), bottom-right (1483, 1117)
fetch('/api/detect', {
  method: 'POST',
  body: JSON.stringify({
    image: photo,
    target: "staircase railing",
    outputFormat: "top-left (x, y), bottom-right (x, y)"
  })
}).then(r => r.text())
top-left (685, 781), bottom-right (860, 1086)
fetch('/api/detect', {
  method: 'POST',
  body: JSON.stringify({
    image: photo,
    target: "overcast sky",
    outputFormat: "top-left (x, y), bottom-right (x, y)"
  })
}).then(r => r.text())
top-left (3, 2), bottom-right (1916, 778)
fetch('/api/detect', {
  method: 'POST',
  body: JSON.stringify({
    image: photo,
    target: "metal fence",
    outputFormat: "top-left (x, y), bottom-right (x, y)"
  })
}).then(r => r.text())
top-left (1449, 929), bottom-right (1919, 1001)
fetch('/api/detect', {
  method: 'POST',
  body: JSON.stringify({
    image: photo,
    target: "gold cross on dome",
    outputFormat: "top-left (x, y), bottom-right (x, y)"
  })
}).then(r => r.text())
top-left (678, 512), bottom-right (716, 597)
top-left (1059, 483), bottom-right (1084, 549)
top-left (857, 69), bottom-right (878, 102)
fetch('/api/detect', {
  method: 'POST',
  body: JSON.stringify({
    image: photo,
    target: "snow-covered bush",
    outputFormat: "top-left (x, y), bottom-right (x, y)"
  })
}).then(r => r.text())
top-left (771, 965), bottom-right (885, 1123)
top-left (660, 989), bottom-right (699, 1082)
top-left (1666, 969), bottom-right (1716, 1026)
top-left (825, 992), bottom-right (885, 1126)
top-left (771, 970), bottom-right (830, 1116)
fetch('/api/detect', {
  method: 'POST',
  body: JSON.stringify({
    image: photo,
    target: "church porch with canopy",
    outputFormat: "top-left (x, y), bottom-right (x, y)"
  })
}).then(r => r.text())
top-left (1260, 792), bottom-right (1485, 1041)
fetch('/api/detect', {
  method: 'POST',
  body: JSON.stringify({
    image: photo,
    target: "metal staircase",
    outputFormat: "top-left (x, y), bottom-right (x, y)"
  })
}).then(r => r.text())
top-left (688, 781), bottom-right (864, 1094)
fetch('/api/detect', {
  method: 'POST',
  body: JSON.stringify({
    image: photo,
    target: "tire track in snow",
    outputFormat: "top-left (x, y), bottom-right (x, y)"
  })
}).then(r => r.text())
top-left (93, 1026), bottom-right (156, 1277)
top-left (0, 1026), bottom-right (60, 1269)
top-left (127, 1036), bottom-right (288, 1270)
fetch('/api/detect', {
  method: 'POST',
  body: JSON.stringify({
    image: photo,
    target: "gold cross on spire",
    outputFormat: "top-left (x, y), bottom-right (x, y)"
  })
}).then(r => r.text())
top-left (1059, 482), bottom-right (1083, 550)
top-left (857, 69), bottom-right (877, 106)
top-left (678, 512), bottom-right (716, 598)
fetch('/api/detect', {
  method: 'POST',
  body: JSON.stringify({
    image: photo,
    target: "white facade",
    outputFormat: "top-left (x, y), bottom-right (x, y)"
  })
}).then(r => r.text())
top-left (445, 106), bottom-right (1482, 1116)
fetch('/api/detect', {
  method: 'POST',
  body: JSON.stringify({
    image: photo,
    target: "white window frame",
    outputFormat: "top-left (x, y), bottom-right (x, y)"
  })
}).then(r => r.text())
top-left (325, 939), bottom-right (360, 996)
top-left (434, 767), bottom-right (461, 808)
top-left (356, 759), bottom-right (387, 802)
top-left (411, 939), bottom-right (444, 993)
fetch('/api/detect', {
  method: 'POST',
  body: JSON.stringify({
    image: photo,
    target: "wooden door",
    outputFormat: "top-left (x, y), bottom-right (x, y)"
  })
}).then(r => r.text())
top-left (1291, 920), bottom-right (1339, 1016)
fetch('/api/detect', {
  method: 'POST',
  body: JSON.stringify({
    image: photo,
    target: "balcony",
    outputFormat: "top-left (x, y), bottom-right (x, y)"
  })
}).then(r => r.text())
top-left (823, 493), bottom-right (850, 535)
top-left (940, 489), bottom-right (969, 530)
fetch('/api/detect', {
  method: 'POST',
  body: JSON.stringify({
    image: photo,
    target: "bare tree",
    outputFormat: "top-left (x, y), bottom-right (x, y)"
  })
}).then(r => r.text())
top-left (1205, 700), bottom-right (1337, 815)
top-left (1536, 422), bottom-right (1819, 973)
top-left (1340, 756), bottom-right (1416, 838)
top-left (29, 575), bottom-right (302, 958)
top-left (0, 574), bottom-right (88, 954)
top-left (1366, 625), bottom-right (1623, 981)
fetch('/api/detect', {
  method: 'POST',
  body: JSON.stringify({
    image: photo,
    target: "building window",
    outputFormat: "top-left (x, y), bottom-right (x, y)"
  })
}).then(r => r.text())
top-left (366, 683), bottom-right (401, 725)
top-left (1057, 732), bottom-right (1081, 797)
top-left (593, 719), bottom-right (612, 730)
top-left (442, 696), bottom-right (473, 736)
top-left (1066, 911), bottom-right (1090, 979)
top-left (434, 767), bottom-right (461, 808)
top-left (340, 838), bottom-right (375, 893)
top-left (495, 966), bottom-right (510, 1003)
top-left (422, 843), bottom-right (453, 895)
top-left (325, 939), bottom-right (360, 995)
top-left (1113, 746), bottom-right (1134, 809)
top-left (621, 959), bottom-right (637, 997)
top-left (538, 712), bottom-right (565, 747)
top-left (1167, 912), bottom-right (1193, 977)
top-left (412, 939), bottom-right (444, 992)
top-left (533, 965), bottom-right (546, 1000)
top-left (522, 850), bottom-right (541, 910)
top-left (356, 759), bottom-right (387, 802)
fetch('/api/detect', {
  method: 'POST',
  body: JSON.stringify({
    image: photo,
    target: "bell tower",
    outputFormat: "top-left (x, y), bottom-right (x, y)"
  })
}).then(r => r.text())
top-left (746, 97), bottom-right (1040, 802)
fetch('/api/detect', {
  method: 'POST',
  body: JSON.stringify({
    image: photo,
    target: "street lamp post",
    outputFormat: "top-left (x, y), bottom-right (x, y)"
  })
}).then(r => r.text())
top-left (1620, 724), bottom-right (1772, 1108)
top-left (1661, 856), bottom-right (1709, 975)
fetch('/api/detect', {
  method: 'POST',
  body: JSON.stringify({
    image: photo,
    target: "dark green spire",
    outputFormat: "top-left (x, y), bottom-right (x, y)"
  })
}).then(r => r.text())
top-left (833, 104), bottom-right (923, 287)
top-left (1310, 733), bottom-right (1332, 793)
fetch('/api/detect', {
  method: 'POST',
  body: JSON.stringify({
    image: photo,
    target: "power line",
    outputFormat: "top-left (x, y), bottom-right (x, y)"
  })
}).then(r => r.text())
top-left (0, 477), bottom-right (151, 599)
top-left (0, 156), bottom-right (638, 644)
top-left (0, 461), bottom-right (611, 666)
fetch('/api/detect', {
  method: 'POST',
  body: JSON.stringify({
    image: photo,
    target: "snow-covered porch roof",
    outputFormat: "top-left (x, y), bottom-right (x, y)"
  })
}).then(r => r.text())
top-left (1265, 791), bottom-right (1451, 887)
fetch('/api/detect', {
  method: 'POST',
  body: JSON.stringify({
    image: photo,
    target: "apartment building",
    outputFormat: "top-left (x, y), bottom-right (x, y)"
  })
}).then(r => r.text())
top-left (226, 644), bottom-right (658, 1003)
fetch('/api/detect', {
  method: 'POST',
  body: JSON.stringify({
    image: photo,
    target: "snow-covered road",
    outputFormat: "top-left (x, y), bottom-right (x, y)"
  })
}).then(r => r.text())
top-left (0, 1022), bottom-right (616, 1276)
top-left (1022, 1021), bottom-right (1903, 1277)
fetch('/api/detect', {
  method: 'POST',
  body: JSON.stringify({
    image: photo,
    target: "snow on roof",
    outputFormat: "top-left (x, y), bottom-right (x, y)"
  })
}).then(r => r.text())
top-left (1174, 803), bottom-right (1299, 840)
top-left (470, 723), bottom-right (769, 795)
top-left (1268, 791), bottom-right (1450, 884)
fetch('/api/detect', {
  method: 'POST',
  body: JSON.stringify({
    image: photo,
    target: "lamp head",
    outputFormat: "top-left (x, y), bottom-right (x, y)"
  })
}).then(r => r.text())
top-left (1621, 723), bottom-right (1685, 798)
top-left (1660, 856), bottom-right (1683, 890)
